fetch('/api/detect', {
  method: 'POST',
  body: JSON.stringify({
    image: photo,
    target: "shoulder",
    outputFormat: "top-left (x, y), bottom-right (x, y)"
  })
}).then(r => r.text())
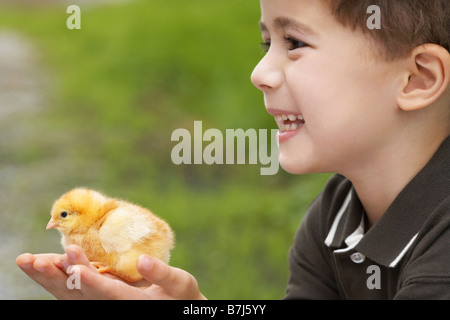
top-left (396, 195), bottom-right (450, 298)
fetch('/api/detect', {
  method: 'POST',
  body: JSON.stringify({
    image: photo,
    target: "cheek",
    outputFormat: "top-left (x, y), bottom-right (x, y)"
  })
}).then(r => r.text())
top-left (287, 59), bottom-right (396, 140)
top-left (281, 58), bottom-right (399, 172)
top-left (286, 63), bottom-right (348, 146)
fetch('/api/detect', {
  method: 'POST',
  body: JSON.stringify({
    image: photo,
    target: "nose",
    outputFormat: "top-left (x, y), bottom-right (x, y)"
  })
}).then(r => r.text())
top-left (251, 52), bottom-right (283, 92)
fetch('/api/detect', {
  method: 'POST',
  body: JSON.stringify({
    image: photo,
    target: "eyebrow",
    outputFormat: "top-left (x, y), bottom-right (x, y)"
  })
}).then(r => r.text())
top-left (259, 17), bottom-right (317, 36)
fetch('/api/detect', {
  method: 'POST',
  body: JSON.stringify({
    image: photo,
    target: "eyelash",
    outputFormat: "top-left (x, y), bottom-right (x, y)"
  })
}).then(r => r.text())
top-left (260, 37), bottom-right (308, 53)
top-left (260, 41), bottom-right (271, 53)
top-left (284, 37), bottom-right (308, 51)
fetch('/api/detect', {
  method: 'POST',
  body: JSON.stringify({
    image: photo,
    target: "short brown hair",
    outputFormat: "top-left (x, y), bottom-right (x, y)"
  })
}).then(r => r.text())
top-left (326, 0), bottom-right (450, 61)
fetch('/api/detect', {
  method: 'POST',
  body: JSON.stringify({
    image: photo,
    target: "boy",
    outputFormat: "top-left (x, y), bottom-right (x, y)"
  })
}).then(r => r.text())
top-left (251, 0), bottom-right (450, 299)
top-left (17, 0), bottom-right (449, 299)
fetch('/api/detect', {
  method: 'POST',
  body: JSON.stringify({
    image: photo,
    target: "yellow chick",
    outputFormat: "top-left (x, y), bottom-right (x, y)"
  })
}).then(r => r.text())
top-left (46, 188), bottom-right (174, 282)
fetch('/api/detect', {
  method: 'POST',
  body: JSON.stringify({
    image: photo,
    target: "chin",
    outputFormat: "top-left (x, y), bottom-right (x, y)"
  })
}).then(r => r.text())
top-left (279, 156), bottom-right (311, 175)
top-left (279, 150), bottom-right (328, 175)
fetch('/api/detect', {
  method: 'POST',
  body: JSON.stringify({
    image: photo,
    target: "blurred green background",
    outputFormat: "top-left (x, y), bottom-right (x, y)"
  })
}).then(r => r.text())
top-left (0, 0), bottom-right (331, 299)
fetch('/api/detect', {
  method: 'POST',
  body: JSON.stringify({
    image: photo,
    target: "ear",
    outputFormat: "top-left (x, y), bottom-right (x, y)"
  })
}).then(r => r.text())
top-left (397, 44), bottom-right (450, 111)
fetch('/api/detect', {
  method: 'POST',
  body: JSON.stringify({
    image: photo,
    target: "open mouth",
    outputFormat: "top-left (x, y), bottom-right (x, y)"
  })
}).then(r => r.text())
top-left (275, 114), bottom-right (305, 132)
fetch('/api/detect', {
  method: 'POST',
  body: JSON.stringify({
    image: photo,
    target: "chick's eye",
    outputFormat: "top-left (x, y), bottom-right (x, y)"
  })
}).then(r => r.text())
top-left (61, 211), bottom-right (68, 218)
top-left (284, 37), bottom-right (307, 51)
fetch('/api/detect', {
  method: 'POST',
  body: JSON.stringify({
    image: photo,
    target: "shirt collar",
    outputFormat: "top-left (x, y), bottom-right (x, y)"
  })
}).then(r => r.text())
top-left (325, 135), bottom-right (450, 267)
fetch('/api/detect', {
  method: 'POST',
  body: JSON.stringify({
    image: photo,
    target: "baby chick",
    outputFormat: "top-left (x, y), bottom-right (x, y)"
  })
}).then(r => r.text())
top-left (46, 188), bottom-right (174, 282)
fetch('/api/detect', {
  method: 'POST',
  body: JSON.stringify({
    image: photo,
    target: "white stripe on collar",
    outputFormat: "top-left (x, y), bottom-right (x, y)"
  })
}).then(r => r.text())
top-left (334, 214), bottom-right (365, 253)
top-left (324, 189), bottom-right (352, 247)
top-left (389, 233), bottom-right (419, 268)
top-left (323, 187), bottom-right (419, 267)
top-left (344, 214), bottom-right (365, 248)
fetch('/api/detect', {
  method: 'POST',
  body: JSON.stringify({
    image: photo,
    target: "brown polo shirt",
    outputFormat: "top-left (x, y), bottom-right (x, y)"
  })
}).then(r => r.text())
top-left (284, 136), bottom-right (450, 299)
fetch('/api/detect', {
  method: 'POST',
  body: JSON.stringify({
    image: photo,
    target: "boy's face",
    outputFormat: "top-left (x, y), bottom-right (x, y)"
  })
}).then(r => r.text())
top-left (251, 0), bottom-right (404, 175)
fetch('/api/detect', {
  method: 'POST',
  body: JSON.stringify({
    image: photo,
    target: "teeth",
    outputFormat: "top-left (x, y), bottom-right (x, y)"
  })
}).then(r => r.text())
top-left (275, 113), bottom-right (305, 132)
top-left (274, 114), bottom-right (305, 123)
top-left (274, 114), bottom-right (304, 121)
top-left (280, 123), bottom-right (303, 132)
top-left (282, 123), bottom-right (298, 131)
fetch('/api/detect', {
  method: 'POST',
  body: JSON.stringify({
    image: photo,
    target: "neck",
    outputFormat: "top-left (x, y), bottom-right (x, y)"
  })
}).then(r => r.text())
top-left (344, 132), bottom-right (447, 228)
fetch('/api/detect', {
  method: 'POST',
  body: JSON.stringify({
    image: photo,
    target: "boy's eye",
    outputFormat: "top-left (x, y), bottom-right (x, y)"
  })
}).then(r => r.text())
top-left (259, 37), bottom-right (307, 54)
top-left (284, 37), bottom-right (307, 51)
top-left (260, 40), bottom-right (271, 53)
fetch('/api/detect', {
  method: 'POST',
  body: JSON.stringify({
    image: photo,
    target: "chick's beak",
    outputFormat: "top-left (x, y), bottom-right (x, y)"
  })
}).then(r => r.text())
top-left (46, 218), bottom-right (59, 230)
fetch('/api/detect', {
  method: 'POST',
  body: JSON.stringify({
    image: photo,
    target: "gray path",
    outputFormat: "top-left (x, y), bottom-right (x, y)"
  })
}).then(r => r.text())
top-left (0, 31), bottom-right (98, 299)
top-left (0, 31), bottom-right (55, 299)
top-left (0, 0), bottom-right (134, 299)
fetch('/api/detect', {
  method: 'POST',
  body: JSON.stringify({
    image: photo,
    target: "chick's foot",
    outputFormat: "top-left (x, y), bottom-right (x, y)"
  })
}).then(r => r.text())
top-left (90, 261), bottom-right (111, 274)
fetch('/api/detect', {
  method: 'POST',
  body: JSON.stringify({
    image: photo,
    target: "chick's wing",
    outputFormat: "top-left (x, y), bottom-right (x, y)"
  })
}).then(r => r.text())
top-left (99, 205), bottom-right (156, 253)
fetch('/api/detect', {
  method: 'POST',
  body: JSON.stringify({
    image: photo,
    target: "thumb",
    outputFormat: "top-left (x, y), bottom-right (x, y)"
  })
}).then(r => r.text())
top-left (137, 255), bottom-right (205, 300)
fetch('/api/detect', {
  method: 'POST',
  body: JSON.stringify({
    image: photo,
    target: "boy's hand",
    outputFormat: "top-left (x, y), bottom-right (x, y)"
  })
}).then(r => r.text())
top-left (16, 245), bottom-right (206, 300)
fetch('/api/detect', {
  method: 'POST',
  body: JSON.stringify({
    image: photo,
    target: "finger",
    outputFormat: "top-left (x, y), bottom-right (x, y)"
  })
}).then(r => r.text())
top-left (17, 252), bottom-right (63, 268)
top-left (54, 254), bottom-right (70, 271)
top-left (65, 245), bottom-right (98, 272)
top-left (16, 253), bottom-right (62, 277)
top-left (64, 246), bottom-right (151, 288)
top-left (17, 253), bottom-right (79, 299)
top-left (20, 251), bottom-right (75, 274)
top-left (137, 255), bottom-right (204, 299)
top-left (16, 253), bottom-right (35, 270)
top-left (16, 252), bottom-right (126, 300)
top-left (75, 265), bottom-right (149, 299)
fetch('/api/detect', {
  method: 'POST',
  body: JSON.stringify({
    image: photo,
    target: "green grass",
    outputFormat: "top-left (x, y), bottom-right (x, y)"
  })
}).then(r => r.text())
top-left (0, 0), bottom-right (332, 299)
